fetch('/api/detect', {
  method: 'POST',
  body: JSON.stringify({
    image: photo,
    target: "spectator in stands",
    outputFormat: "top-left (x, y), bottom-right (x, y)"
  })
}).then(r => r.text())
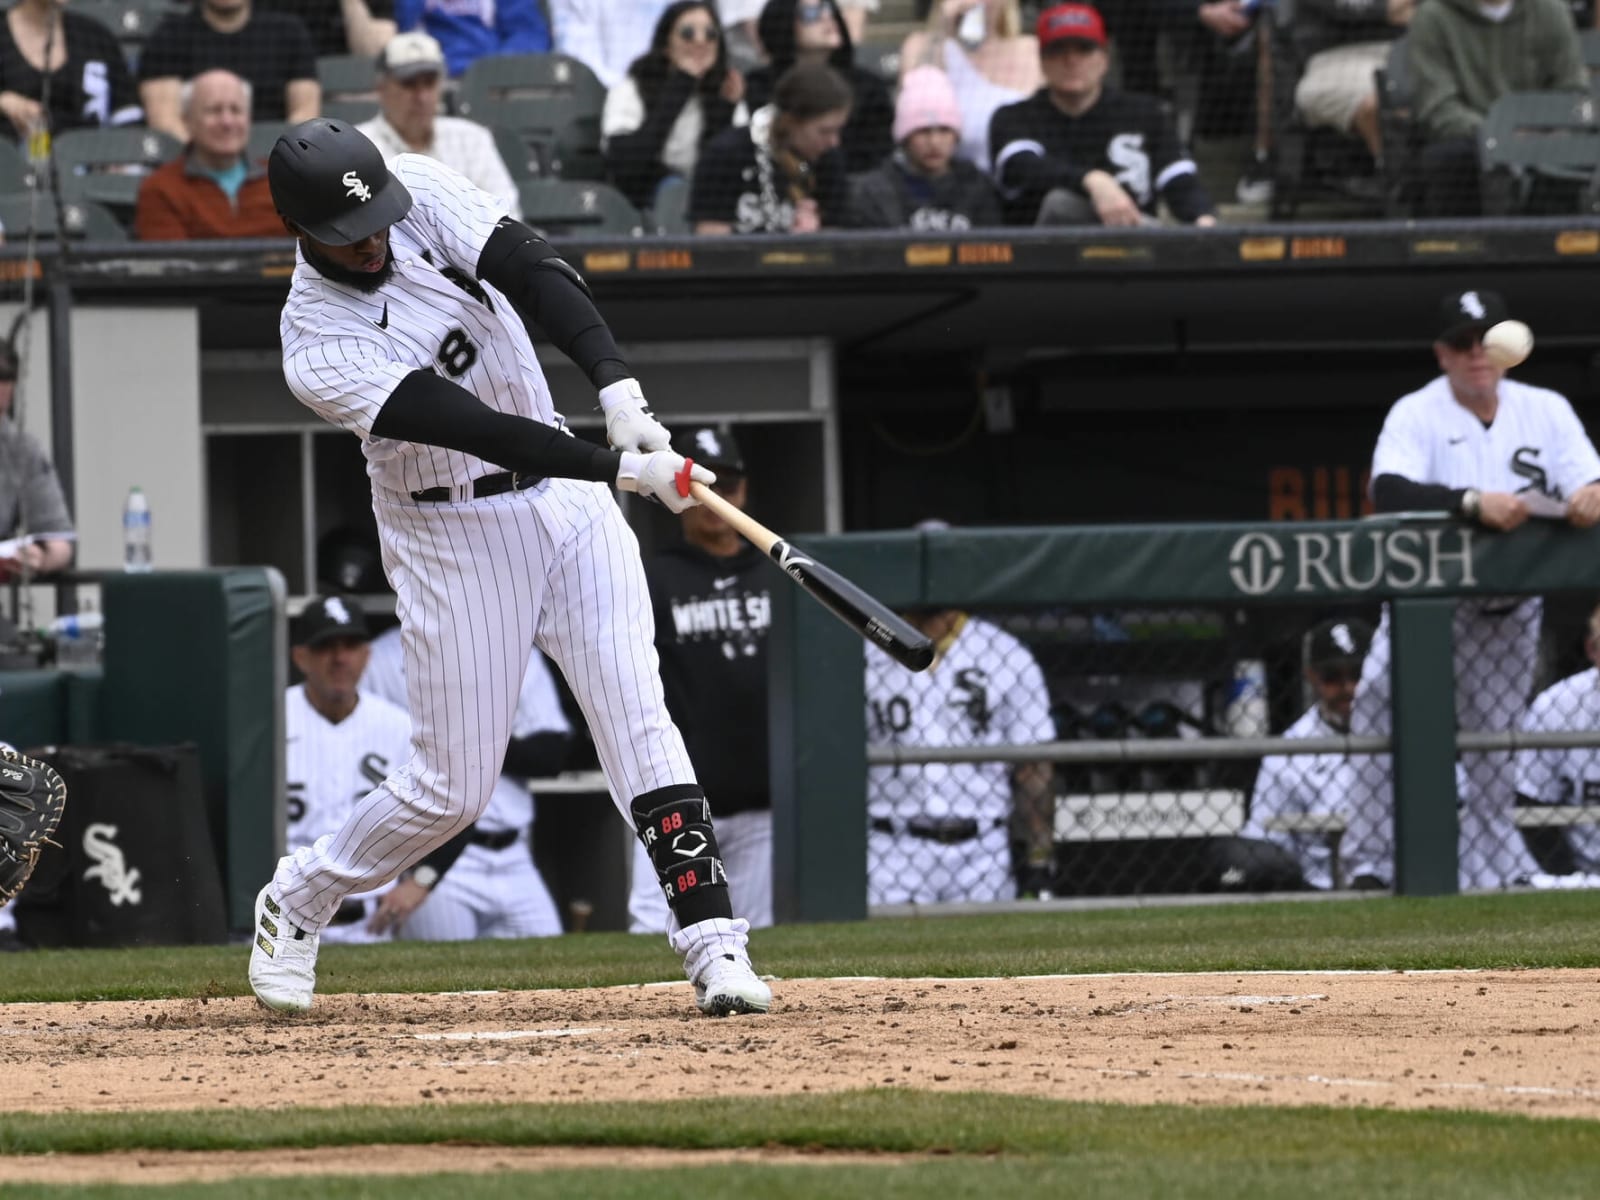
top-left (990, 4), bottom-right (1217, 227)
top-left (899, 0), bottom-right (1041, 174)
top-left (358, 32), bottom-right (521, 217)
top-left (723, 0), bottom-right (876, 52)
top-left (603, 1), bottom-right (746, 212)
top-left (1515, 601), bottom-right (1600, 876)
top-left (0, 340), bottom-right (72, 580)
top-left (848, 64), bottom-right (1001, 229)
top-left (139, 0), bottom-right (320, 140)
top-left (552, 0), bottom-right (673, 90)
top-left (689, 60), bottom-right (850, 233)
top-left (865, 593), bottom-right (1057, 905)
top-left (628, 426), bottom-right (777, 934)
top-left (0, 0), bottom-right (141, 142)
top-left (1241, 618), bottom-right (1375, 890)
top-left (284, 595), bottom-right (411, 944)
top-left (260, 0), bottom-right (397, 58)
top-left (1410, 0), bottom-right (1585, 216)
top-left (1287, 0), bottom-right (1410, 163)
top-left (743, 0), bottom-right (892, 173)
top-left (394, 0), bottom-right (551, 78)
top-left (134, 70), bottom-right (286, 240)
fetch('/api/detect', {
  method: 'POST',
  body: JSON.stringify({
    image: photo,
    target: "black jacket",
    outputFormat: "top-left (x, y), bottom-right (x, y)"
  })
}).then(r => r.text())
top-left (848, 154), bottom-right (1003, 230)
top-left (742, 0), bottom-right (893, 173)
top-left (604, 67), bottom-right (740, 209)
top-left (646, 541), bottom-right (776, 817)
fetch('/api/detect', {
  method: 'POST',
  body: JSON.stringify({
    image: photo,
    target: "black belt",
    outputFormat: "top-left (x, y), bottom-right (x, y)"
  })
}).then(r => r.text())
top-left (467, 826), bottom-right (520, 851)
top-left (328, 898), bottom-right (367, 926)
top-left (410, 471), bottom-right (544, 503)
top-left (870, 816), bottom-right (1004, 845)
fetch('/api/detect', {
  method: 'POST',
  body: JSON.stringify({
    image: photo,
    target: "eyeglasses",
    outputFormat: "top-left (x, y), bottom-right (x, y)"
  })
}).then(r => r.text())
top-left (798, 2), bottom-right (829, 23)
top-left (675, 22), bottom-right (720, 42)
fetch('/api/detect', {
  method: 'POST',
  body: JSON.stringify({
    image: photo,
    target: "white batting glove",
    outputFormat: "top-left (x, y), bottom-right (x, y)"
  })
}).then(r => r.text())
top-left (598, 378), bottom-right (671, 453)
top-left (616, 451), bottom-right (715, 514)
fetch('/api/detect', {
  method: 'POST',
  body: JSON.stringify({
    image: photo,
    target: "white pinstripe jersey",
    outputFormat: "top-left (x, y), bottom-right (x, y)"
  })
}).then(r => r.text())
top-left (280, 153), bottom-right (564, 500)
top-left (361, 626), bottom-right (572, 833)
top-left (285, 685), bottom-right (413, 855)
top-left (865, 615), bottom-right (1055, 824)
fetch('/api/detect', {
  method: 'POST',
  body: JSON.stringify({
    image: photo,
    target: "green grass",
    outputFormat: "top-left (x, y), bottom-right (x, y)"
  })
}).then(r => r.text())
top-left (2, 890), bottom-right (1599, 1004)
top-left (4, 1093), bottom-right (1600, 1198)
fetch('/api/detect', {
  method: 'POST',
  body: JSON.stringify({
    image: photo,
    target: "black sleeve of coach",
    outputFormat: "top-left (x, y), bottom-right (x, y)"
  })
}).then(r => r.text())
top-left (370, 369), bottom-right (622, 482)
top-left (500, 731), bottom-right (571, 781)
top-left (414, 825), bottom-right (475, 881)
top-left (475, 218), bottom-right (631, 389)
top-left (1371, 473), bottom-right (1468, 514)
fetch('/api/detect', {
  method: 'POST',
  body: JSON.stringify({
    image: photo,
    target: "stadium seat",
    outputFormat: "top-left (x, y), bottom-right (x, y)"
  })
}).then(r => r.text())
top-left (492, 123), bottom-right (538, 180)
top-left (517, 179), bottom-right (643, 237)
top-left (457, 53), bottom-right (605, 180)
top-left (0, 138), bottom-right (33, 195)
top-left (1583, 28), bottom-right (1600, 92)
top-left (50, 127), bottom-right (182, 220)
top-left (73, 0), bottom-right (182, 67)
top-left (1479, 90), bottom-right (1600, 216)
top-left (1374, 34), bottom-right (1421, 217)
top-left (649, 179), bottom-right (690, 235)
top-left (248, 121), bottom-right (290, 164)
top-left (317, 54), bottom-right (382, 125)
top-left (0, 192), bottom-right (129, 242)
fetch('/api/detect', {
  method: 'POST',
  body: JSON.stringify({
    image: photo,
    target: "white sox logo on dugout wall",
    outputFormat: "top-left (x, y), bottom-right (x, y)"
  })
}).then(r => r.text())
top-left (1227, 528), bottom-right (1477, 595)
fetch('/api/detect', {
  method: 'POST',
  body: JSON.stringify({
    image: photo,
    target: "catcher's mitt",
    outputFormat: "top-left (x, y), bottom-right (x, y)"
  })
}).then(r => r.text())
top-left (0, 748), bottom-right (68, 908)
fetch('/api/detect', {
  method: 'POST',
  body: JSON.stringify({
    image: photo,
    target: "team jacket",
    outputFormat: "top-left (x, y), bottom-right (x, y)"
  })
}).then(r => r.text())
top-left (988, 88), bottom-right (1213, 225)
top-left (847, 154), bottom-right (1004, 232)
top-left (646, 541), bottom-right (775, 817)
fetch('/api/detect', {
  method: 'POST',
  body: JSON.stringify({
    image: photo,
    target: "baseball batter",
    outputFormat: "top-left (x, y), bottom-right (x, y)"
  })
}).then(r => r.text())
top-left (249, 117), bottom-right (769, 1017)
top-left (285, 595), bottom-right (410, 944)
top-left (1352, 288), bottom-right (1600, 889)
top-left (361, 625), bottom-right (566, 939)
top-left (1514, 601), bottom-right (1600, 872)
top-left (865, 608), bottom-right (1055, 905)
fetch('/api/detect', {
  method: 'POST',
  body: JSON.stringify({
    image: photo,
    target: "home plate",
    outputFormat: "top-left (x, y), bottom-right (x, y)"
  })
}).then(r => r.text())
top-left (404, 1027), bottom-right (611, 1042)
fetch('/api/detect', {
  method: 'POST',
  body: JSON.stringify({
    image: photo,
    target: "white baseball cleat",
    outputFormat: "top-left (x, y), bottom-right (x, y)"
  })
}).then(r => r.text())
top-left (248, 885), bottom-right (319, 1013)
top-left (673, 917), bottom-right (772, 1016)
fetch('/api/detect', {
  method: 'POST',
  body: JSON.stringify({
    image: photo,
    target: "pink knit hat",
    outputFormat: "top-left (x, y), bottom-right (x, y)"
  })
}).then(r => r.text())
top-left (894, 66), bottom-right (963, 143)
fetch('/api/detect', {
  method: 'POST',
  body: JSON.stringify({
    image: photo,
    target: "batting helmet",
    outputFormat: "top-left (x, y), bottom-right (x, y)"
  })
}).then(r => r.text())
top-left (268, 118), bottom-right (412, 245)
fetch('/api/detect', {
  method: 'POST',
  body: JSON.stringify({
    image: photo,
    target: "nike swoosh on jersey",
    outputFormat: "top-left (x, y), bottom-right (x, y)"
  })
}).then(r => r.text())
top-left (374, 302), bottom-right (389, 330)
top-left (712, 577), bottom-right (738, 591)
top-left (1448, 435), bottom-right (1467, 445)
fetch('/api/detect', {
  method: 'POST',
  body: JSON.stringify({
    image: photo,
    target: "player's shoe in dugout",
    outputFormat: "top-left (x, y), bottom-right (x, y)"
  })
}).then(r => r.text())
top-left (249, 885), bottom-right (320, 1013)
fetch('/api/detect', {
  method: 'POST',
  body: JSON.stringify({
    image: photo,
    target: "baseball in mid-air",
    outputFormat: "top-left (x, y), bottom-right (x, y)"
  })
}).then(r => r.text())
top-left (1482, 319), bottom-right (1533, 369)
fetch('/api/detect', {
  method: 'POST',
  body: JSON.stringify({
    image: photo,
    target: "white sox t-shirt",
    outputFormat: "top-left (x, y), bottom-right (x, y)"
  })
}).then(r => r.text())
top-left (1370, 375), bottom-right (1600, 500)
top-left (866, 615), bottom-right (1055, 826)
top-left (280, 154), bottom-right (562, 501)
top-left (285, 685), bottom-right (413, 855)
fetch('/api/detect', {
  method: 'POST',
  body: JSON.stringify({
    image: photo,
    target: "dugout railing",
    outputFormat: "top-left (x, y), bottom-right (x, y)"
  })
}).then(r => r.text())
top-left (769, 516), bottom-right (1600, 923)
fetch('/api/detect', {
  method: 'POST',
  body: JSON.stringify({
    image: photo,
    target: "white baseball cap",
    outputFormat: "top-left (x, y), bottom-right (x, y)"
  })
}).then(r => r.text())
top-left (378, 32), bottom-right (446, 80)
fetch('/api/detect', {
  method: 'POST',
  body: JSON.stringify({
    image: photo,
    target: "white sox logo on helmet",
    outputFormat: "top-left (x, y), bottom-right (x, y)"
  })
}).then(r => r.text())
top-left (343, 171), bottom-right (373, 202)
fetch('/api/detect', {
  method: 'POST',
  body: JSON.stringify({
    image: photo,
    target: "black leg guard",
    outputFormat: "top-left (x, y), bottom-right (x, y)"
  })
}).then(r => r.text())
top-left (630, 784), bottom-right (731, 927)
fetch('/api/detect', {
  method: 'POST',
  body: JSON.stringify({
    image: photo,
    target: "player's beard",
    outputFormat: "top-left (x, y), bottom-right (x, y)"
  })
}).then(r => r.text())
top-left (303, 241), bottom-right (398, 294)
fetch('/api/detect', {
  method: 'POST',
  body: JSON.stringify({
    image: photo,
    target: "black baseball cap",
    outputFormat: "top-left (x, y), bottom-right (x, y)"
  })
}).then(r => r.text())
top-left (677, 425), bottom-right (745, 475)
top-left (1436, 289), bottom-right (1509, 344)
top-left (294, 594), bottom-right (371, 648)
top-left (269, 117), bottom-right (413, 245)
top-left (1307, 617), bottom-right (1372, 668)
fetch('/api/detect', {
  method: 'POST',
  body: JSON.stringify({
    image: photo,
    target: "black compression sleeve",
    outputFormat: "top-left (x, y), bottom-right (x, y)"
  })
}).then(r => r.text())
top-left (413, 825), bottom-right (474, 882)
top-left (476, 219), bottom-right (630, 389)
top-left (1371, 473), bottom-right (1469, 515)
top-left (500, 731), bottom-right (571, 780)
top-left (371, 369), bottom-right (622, 482)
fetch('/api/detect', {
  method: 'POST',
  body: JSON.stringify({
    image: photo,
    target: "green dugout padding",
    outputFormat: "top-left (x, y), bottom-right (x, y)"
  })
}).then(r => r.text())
top-left (101, 569), bottom-right (287, 931)
top-left (770, 519), bottom-right (1600, 921)
top-left (0, 669), bottom-right (100, 749)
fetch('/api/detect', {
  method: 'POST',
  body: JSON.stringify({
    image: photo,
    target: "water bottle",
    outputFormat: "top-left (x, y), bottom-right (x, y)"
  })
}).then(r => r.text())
top-left (123, 486), bottom-right (152, 573)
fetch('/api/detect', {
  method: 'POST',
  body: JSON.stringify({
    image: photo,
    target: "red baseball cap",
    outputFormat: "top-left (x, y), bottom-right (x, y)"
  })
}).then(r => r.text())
top-left (1037, 3), bottom-right (1108, 49)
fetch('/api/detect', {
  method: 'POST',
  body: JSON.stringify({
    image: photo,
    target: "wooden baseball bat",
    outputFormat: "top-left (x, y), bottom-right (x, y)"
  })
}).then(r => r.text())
top-left (689, 481), bottom-right (935, 672)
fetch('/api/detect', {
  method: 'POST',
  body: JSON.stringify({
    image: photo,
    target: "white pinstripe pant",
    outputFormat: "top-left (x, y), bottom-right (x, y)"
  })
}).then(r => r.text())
top-left (272, 478), bottom-right (697, 931)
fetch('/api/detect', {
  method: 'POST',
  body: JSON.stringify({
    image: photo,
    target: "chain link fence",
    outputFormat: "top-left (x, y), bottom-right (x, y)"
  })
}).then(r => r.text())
top-left (864, 591), bottom-right (1600, 904)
